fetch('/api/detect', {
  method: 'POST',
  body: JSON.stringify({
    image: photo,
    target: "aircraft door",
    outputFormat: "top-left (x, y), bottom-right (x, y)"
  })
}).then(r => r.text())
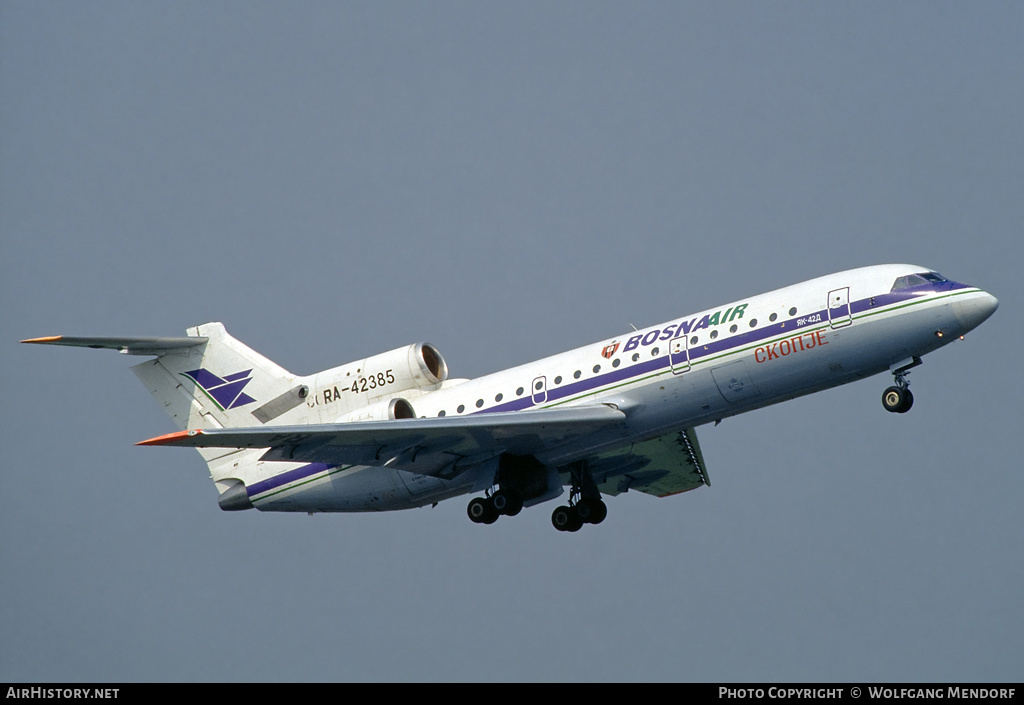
top-left (827, 287), bottom-right (852, 329)
top-left (670, 334), bottom-right (691, 374)
top-left (531, 376), bottom-right (548, 405)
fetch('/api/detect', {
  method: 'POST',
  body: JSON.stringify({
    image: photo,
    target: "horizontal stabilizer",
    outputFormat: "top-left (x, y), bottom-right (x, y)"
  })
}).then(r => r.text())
top-left (21, 335), bottom-right (207, 356)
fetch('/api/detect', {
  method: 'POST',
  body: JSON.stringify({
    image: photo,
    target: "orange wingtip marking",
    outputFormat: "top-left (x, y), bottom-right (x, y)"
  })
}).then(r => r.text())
top-left (136, 429), bottom-right (203, 446)
top-left (21, 336), bottom-right (63, 343)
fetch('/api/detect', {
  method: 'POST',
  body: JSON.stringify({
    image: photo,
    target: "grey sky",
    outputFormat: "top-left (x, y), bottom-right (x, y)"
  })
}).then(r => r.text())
top-left (2, 1), bottom-right (1021, 682)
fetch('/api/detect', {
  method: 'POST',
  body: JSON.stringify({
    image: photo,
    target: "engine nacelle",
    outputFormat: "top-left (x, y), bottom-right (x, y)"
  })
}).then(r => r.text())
top-left (334, 396), bottom-right (417, 423)
top-left (308, 342), bottom-right (448, 421)
top-left (354, 342), bottom-right (447, 400)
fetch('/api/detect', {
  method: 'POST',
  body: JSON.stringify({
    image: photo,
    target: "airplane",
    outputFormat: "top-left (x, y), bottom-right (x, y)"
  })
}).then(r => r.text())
top-left (23, 264), bottom-right (997, 532)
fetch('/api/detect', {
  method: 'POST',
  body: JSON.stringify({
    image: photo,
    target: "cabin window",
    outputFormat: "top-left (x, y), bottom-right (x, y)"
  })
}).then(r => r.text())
top-left (710, 330), bottom-right (718, 339)
top-left (749, 319), bottom-right (758, 328)
top-left (495, 393), bottom-right (503, 402)
top-left (612, 358), bottom-right (621, 368)
top-left (438, 410), bottom-right (445, 417)
top-left (476, 399), bottom-right (484, 408)
top-left (632, 353), bottom-right (640, 362)
top-left (789, 307), bottom-right (797, 316)
top-left (730, 324), bottom-right (738, 333)
top-left (457, 404), bottom-right (465, 414)
top-left (651, 347), bottom-right (660, 356)
top-left (516, 387), bottom-right (524, 396)
top-left (554, 376), bottom-right (562, 385)
top-left (769, 313), bottom-right (777, 322)
top-left (593, 364), bottom-right (601, 373)
top-left (574, 370), bottom-right (582, 379)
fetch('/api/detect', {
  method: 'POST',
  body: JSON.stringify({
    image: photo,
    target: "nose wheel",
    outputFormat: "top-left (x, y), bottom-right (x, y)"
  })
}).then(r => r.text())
top-left (882, 386), bottom-right (914, 413)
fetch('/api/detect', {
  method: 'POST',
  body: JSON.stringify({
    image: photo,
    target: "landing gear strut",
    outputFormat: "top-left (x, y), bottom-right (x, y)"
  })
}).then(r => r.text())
top-left (882, 358), bottom-right (920, 414)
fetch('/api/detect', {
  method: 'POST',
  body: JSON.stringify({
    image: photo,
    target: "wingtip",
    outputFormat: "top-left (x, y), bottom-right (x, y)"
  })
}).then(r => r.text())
top-left (136, 429), bottom-right (203, 446)
top-left (21, 335), bottom-right (63, 344)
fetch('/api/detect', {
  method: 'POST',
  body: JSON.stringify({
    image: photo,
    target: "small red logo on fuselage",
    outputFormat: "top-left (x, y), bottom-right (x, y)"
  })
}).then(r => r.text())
top-left (601, 342), bottom-right (619, 359)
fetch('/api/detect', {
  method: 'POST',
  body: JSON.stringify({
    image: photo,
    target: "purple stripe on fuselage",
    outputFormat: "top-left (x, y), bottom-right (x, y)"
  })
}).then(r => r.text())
top-left (474, 281), bottom-right (971, 414)
top-left (248, 462), bottom-right (333, 498)
top-left (246, 281), bottom-right (972, 499)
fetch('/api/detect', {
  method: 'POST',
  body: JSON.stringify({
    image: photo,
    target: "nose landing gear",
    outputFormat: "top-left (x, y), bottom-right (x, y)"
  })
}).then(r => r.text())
top-left (882, 357), bottom-right (921, 414)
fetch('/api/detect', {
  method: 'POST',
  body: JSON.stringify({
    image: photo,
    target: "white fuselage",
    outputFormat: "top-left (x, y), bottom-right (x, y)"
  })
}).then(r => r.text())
top-left (241, 264), bottom-right (997, 513)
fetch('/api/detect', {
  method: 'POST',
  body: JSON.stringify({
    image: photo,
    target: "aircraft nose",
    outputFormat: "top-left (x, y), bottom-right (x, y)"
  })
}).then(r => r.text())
top-left (953, 290), bottom-right (998, 332)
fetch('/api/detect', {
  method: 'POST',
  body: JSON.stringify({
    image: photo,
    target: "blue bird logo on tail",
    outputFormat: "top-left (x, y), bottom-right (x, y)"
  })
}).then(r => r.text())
top-left (180, 368), bottom-right (256, 410)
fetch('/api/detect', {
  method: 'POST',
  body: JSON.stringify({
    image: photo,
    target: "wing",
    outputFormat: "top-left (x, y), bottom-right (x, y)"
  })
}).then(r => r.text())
top-left (139, 404), bottom-right (629, 478)
top-left (588, 428), bottom-right (710, 498)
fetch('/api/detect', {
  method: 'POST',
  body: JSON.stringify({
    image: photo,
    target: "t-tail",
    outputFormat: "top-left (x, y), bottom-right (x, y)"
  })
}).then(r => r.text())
top-left (22, 323), bottom-right (450, 510)
top-left (22, 323), bottom-right (312, 509)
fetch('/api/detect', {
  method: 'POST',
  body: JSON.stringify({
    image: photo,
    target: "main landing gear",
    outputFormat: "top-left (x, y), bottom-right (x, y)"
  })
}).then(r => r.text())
top-left (467, 489), bottom-right (523, 525)
top-left (551, 497), bottom-right (607, 532)
top-left (466, 488), bottom-right (607, 531)
top-left (882, 357), bottom-right (921, 414)
top-left (551, 461), bottom-right (606, 532)
top-left (466, 460), bottom-right (607, 532)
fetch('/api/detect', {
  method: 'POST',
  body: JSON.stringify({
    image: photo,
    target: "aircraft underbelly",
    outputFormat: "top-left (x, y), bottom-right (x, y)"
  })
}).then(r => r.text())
top-left (252, 465), bottom-right (476, 512)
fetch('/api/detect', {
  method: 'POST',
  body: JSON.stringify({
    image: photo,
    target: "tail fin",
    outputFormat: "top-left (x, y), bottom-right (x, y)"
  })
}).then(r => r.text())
top-left (129, 322), bottom-right (309, 430)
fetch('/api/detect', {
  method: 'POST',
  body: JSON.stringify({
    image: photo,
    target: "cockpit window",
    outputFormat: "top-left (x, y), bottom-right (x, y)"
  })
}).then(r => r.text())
top-left (890, 272), bottom-right (947, 291)
top-left (891, 275), bottom-right (927, 291)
